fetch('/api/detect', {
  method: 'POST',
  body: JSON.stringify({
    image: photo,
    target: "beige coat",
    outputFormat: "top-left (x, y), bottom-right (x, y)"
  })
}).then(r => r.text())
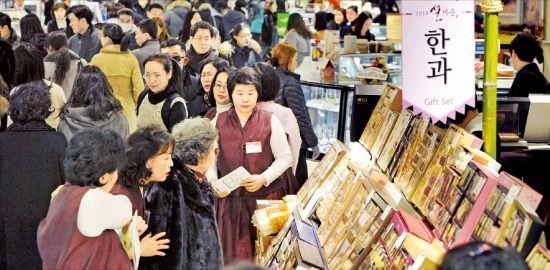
top-left (90, 45), bottom-right (144, 132)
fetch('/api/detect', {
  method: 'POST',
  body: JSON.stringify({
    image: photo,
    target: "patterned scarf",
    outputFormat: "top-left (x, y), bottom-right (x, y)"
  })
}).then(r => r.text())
top-left (186, 166), bottom-right (214, 197)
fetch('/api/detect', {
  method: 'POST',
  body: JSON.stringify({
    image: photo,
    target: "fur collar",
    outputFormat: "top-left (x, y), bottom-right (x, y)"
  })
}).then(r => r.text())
top-left (7, 120), bottom-right (55, 131)
top-left (166, 0), bottom-right (191, 10)
top-left (172, 161), bottom-right (215, 216)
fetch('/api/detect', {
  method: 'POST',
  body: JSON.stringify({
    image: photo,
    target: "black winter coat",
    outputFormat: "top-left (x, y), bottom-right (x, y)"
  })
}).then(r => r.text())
top-left (274, 68), bottom-right (318, 148)
top-left (340, 23), bottom-right (353, 38)
top-left (141, 161), bottom-right (223, 270)
top-left (222, 10), bottom-right (247, 41)
top-left (186, 91), bottom-right (211, 117)
top-left (262, 11), bottom-right (276, 46)
top-left (509, 62), bottom-right (549, 97)
top-left (179, 65), bottom-right (200, 103)
top-left (0, 121), bottom-right (66, 270)
top-left (46, 18), bottom-right (74, 38)
top-left (221, 40), bottom-right (261, 68)
top-left (134, 2), bottom-right (149, 18)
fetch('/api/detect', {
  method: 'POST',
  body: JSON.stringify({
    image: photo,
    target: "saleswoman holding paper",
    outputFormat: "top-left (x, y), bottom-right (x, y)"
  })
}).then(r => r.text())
top-left (208, 67), bottom-right (298, 265)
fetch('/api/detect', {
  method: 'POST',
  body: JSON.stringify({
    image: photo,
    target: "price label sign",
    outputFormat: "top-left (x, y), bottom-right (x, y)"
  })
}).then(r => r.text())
top-left (401, 0), bottom-right (475, 123)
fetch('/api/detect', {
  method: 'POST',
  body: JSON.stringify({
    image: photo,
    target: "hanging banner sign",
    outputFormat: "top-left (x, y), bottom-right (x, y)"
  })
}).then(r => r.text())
top-left (401, 0), bottom-right (475, 123)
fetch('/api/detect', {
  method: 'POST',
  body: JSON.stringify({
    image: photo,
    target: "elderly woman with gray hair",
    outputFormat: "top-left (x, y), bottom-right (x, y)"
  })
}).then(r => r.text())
top-left (140, 118), bottom-right (223, 270)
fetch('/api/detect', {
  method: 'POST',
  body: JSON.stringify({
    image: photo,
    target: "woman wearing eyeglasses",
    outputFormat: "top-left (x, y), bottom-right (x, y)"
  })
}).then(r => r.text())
top-left (187, 58), bottom-right (230, 117)
top-left (90, 23), bottom-right (144, 132)
top-left (136, 53), bottom-right (188, 132)
top-left (218, 23), bottom-right (262, 68)
top-left (205, 66), bottom-right (237, 120)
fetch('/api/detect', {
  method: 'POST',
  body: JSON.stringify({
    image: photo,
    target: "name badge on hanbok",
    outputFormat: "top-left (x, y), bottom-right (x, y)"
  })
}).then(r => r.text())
top-left (245, 141), bottom-right (262, 154)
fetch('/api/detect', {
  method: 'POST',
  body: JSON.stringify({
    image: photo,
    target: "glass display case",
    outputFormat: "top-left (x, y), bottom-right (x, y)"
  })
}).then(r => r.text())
top-left (302, 81), bottom-right (354, 154)
top-left (339, 53), bottom-right (402, 86)
top-left (298, 53), bottom-right (402, 154)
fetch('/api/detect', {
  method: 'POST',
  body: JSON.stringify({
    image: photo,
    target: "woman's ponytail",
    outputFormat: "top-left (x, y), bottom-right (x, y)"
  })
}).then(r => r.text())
top-left (167, 57), bottom-right (183, 94)
top-left (120, 33), bottom-right (130, 52)
top-left (53, 47), bottom-right (70, 86)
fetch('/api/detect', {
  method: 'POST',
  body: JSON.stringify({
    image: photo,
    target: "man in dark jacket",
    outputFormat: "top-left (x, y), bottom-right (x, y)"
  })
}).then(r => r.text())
top-left (0, 13), bottom-right (21, 49)
top-left (161, 38), bottom-right (199, 103)
top-left (117, 0), bottom-right (145, 24)
top-left (186, 21), bottom-right (217, 76)
top-left (132, 19), bottom-right (160, 74)
top-left (194, 0), bottom-right (227, 42)
top-left (67, 5), bottom-right (101, 62)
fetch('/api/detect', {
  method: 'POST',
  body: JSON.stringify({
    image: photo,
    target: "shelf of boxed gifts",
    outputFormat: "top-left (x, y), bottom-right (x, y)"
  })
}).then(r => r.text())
top-left (255, 79), bottom-right (550, 269)
top-left (433, 198), bottom-right (454, 220)
top-left (483, 207), bottom-right (503, 223)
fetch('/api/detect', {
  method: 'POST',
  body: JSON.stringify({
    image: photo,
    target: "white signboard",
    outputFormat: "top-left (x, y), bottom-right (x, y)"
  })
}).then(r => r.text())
top-left (401, 0), bottom-right (475, 123)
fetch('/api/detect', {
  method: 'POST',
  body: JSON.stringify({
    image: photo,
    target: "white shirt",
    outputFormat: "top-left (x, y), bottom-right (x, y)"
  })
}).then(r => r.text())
top-left (77, 189), bottom-right (132, 237)
top-left (207, 113), bottom-right (292, 186)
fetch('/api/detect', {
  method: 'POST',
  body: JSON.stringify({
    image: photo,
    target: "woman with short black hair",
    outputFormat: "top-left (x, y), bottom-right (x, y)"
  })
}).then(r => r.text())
top-left (37, 129), bottom-right (135, 270)
top-left (209, 67), bottom-right (297, 265)
top-left (112, 125), bottom-right (174, 259)
top-left (115, 125), bottom-right (175, 216)
top-left (254, 62), bottom-right (301, 175)
top-left (46, 2), bottom-right (72, 38)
